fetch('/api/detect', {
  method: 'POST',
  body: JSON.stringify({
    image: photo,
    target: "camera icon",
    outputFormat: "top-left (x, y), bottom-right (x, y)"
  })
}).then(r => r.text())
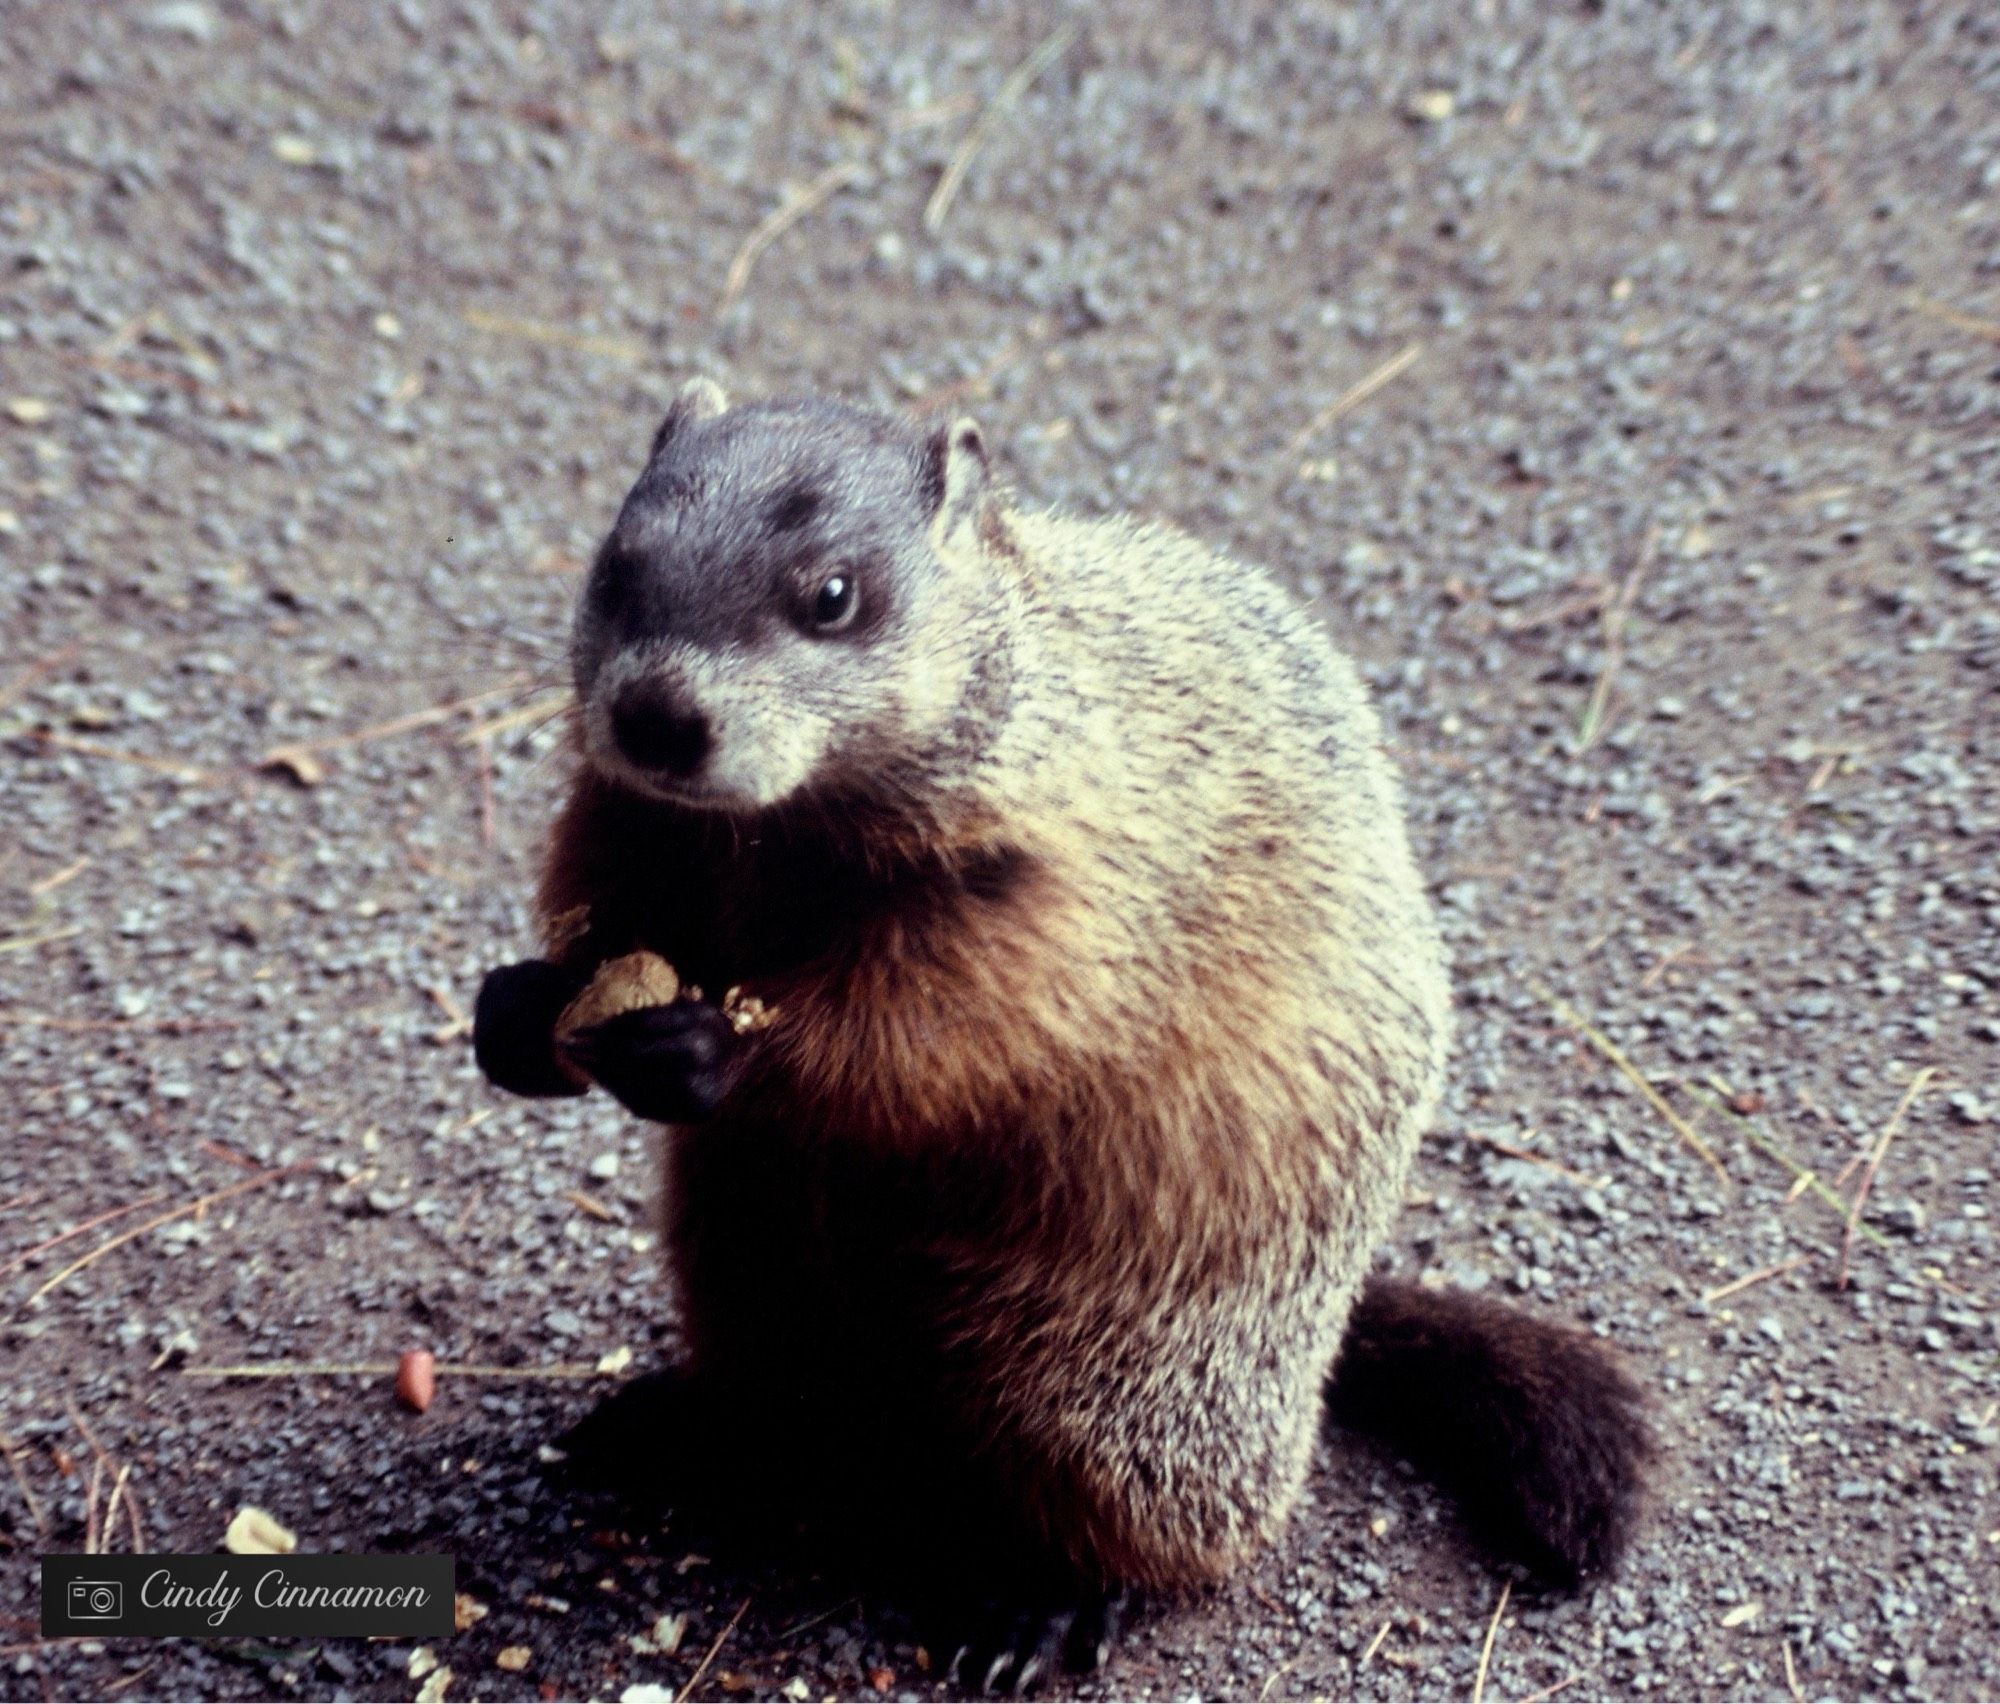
top-left (68, 1579), bottom-right (123, 1621)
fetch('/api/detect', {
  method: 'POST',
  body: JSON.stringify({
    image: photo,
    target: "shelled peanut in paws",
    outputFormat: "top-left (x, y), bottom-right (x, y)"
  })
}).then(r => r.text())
top-left (551, 951), bottom-right (682, 1084)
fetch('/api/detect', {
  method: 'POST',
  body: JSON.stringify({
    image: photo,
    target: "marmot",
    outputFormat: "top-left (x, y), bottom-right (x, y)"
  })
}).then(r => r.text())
top-left (474, 381), bottom-right (1651, 1689)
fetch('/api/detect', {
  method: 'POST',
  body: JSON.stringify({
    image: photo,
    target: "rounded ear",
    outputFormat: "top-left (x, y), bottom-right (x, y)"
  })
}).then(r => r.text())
top-left (923, 416), bottom-right (989, 532)
top-left (649, 376), bottom-right (729, 459)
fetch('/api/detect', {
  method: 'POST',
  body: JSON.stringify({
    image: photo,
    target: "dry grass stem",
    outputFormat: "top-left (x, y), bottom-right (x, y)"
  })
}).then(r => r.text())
top-left (1908, 294), bottom-right (2000, 344)
top-left (1495, 581), bottom-right (1611, 636)
top-left (1360, 1618), bottom-right (1394, 1668)
top-left (903, 333), bottom-right (1046, 415)
top-left (125, 1477), bottom-right (146, 1554)
top-left (24, 731), bottom-right (213, 781)
top-left (261, 678), bottom-right (529, 770)
top-left (506, 101), bottom-right (704, 178)
top-left (28, 856), bottom-right (91, 896)
top-left (425, 983), bottom-right (472, 1041)
top-left (719, 160), bottom-right (866, 316)
top-left (1693, 1081), bottom-right (1891, 1249)
top-left (1702, 1256), bottom-right (1807, 1305)
top-left (1535, 985), bottom-right (1731, 1186)
top-left (1472, 1579), bottom-right (1511, 1704)
top-left (449, 1184), bottom-right (486, 1240)
top-left (62, 1396), bottom-right (105, 1465)
top-left (83, 1455), bottom-right (102, 1556)
top-left (461, 308), bottom-right (645, 363)
top-left (1839, 1067), bottom-right (1936, 1289)
top-left (678, 1596), bottom-right (752, 1703)
top-left (1517, 1675), bottom-right (1582, 1704)
top-left (925, 22), bottom-right (1080, 232)
top-left (0, 1431), bottom-right (47, 1536)
top-left (1574, 528), bottom-right (1658, 750)
top-left (0, 644), bottom-right (82, 715)
top-left (881, 94), bottom-right (979, 133)
top-left (25, 1167), bottom-right (306, 1307)
top-left (100, 1463), bottom-right (134, 1555)
top-left (1638, 942), bottom-right (1701, 990)
top-left (1448, 1127), bottom-right (1610, 1189)
top-left (2, 1193), bottom-right (172, 1278)
top-left (1283, 342), bottom-right (1424, 460)
top-left (1257, 1657), bottom-right (1297, 1702)
top-left (0, 926), bottom-right (83, 956)
top-left (461, 689), bottom-right (574, 744)
top-left (0, 1012), bottom-right (236, 1034)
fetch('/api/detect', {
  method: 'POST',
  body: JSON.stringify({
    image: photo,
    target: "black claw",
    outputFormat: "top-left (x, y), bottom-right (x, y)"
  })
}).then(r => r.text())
top-left (1065, 1587), bottom-right (1130, 1674)
top-left (935, 1590), bottom-right (1122, 1696)
top-left (980, 1648), bottom-right (1015, 1695)
top-left (1011, 1608), bottom-right (1073, 1695)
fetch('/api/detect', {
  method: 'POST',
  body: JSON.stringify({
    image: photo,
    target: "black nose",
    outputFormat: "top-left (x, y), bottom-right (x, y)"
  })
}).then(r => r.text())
top-left (610, 679), bottom-right (711, 776)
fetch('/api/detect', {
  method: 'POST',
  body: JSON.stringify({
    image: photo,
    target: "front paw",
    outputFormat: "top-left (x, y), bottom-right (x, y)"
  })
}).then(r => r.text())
top-left (474, 959), bottom-right (589, 1098)
top-left (931, 1585), bottom-right (1134, 1695)
top-left (561, 1000), bottom-right (742, 1122)
top-left (547, 1366), bottom-right (711, 1505)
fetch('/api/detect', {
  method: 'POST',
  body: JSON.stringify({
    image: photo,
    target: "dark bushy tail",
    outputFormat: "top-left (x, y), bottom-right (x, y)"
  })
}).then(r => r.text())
top-left (1326, 1277), bottom-right (1654, 1587)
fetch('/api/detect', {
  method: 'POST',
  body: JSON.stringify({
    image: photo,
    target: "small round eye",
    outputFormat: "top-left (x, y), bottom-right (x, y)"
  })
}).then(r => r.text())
top-left (811, 572), bottom-right (859, 632)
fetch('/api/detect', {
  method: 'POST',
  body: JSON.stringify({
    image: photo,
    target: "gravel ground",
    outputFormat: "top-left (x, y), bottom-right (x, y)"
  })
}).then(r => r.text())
top-left (3, 3), bottom-right (1998, 1700)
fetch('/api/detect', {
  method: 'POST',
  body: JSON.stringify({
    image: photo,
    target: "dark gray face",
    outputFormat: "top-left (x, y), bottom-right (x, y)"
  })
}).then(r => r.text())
top-left (572, 385), bottom-right (993, 813)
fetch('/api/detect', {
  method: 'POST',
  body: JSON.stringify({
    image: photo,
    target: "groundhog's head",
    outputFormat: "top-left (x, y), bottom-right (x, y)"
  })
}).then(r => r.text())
top-left (572, 381), bottom-right (1004, 815)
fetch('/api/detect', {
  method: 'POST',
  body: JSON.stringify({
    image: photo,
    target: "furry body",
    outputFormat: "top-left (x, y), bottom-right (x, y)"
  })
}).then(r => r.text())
top-left (476, 389), bottom-right (1648, 1642)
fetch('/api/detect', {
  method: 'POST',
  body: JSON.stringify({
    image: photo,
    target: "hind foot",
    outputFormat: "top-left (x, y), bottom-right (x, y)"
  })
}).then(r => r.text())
top-left (932, 1584), bottom-right (1134, 1696)
top-left (545, 1366), bottom-right (711, 1506)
